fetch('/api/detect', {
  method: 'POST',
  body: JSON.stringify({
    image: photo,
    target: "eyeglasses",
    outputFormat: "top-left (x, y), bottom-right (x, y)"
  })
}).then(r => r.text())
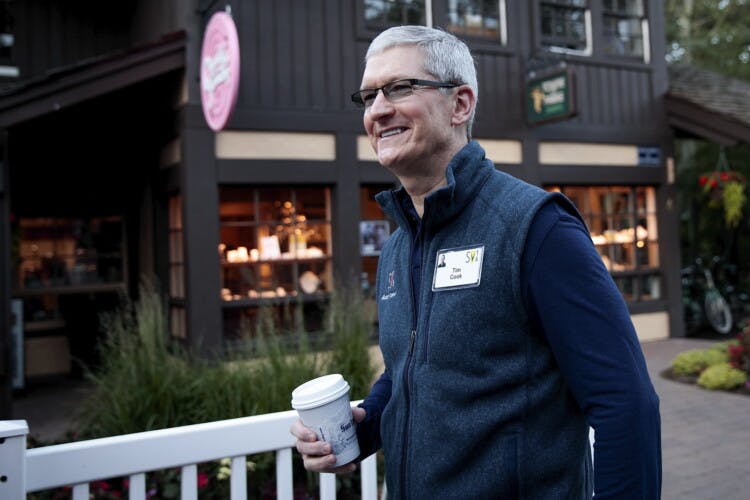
top-left (351, 78), bottom-right (462, 109)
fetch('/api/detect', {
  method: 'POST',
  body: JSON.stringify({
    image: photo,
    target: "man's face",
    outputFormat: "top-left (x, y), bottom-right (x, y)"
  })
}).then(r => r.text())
top-left (360, 46), bottom-right (457, 177)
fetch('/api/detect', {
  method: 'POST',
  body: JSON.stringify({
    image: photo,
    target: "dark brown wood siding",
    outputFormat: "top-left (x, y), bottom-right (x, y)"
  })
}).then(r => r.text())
top-left (230, 0), bottom-right (361, 113)
top-left (473, 51), bottom-right (523, 135)
top-left (6, 0), bottom-right (668, 139)
top-left (9, 0), bottom-right (184, 81)
top-left (218, 1), bottom-right (666, 140)
top-left (567, 62), bottom-right (656, 128)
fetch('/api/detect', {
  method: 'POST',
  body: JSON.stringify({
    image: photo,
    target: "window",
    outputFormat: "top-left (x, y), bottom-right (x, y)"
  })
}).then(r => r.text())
top-left (364, 0), bottom-right (427, 29)
top-left (168, 195), bottom-right (186, 338)
top-left (540, 0), bottom-right (590, 54)
top-left (602, 0), bottom-right (646, 59)
top-left (14, 216), bottom-right (126, 350)
top-left (168, 195), bottom-right (185, 300)
top-left (445, 0), bottom-right (504, 42)
top-left (359, 185), bottom-right (394, 291)
top-left (547, 185), bottom-right (660, 302)
top-left (15, 217), bottom-right (125, 290)
top-left (219, 186), bottom-right (333, 340)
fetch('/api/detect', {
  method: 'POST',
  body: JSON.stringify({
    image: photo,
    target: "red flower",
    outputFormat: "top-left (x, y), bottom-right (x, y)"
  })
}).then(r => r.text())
top-left (92, 481), bottom-right (110, 491)
top-left (699, 170), bottom-right (747, 191)
top-left (198, 472), bottom-right (210, 489)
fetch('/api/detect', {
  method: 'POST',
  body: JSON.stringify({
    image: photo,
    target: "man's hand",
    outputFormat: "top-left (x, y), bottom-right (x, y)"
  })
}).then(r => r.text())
top-left (290, 406), bottom-right (366, 474)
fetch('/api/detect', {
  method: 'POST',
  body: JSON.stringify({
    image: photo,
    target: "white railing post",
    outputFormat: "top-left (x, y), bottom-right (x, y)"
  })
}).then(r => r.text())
top-left (360, 454), bottom-right (378, 500)
top-left (72, 483), bottom-right (89, 500)
top-left (129, 472), bottom-right (146, 500)
top-left (181, 463), bottom-right (198, 500)
top-left (275, 448), bottom-right (293, 500)
top-left (230, 456), bottom-right (247, 500)
top-left (0, 420), bottom-right (29, 500)
top-left (320, 472), bottom-right (336, 500)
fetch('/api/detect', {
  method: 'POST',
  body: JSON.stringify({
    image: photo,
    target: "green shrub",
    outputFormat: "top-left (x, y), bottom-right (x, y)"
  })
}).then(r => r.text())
top-left (671, 348), bottom-right (727, 376)
top-left (77, 281), bottom-right (205, 436)
top-left (60, 280), bottom-right (378, 499)
top-left (78, 282), bottom-right (374, 436)
top-left (697, 362), bottom-right (748, 390)
top-left (324, 286), bottom-right (376, 400)
top-left (709, 339), bottom-right (739, 352)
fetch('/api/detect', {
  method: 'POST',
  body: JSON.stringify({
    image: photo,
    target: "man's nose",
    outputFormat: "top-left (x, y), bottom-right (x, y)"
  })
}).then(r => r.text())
top-left (367, 90), bottom-right (395, 118)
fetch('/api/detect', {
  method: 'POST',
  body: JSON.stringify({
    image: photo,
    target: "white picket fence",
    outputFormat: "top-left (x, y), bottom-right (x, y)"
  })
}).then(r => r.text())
top-left (0, 402), bottom-right (378, 500)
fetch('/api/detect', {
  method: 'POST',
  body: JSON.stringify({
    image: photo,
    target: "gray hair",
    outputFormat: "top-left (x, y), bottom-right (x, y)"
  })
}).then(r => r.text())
top-left (366, 25), bottom-right (478, 139)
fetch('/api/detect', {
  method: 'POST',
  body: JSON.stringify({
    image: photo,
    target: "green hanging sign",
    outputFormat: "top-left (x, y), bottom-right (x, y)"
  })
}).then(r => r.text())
top-left (526, 69), bottom-right (576, 125)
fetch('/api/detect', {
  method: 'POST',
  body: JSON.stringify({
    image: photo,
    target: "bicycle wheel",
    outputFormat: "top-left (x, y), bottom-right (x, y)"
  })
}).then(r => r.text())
top-left (704, 290), bottom-right (733, 335)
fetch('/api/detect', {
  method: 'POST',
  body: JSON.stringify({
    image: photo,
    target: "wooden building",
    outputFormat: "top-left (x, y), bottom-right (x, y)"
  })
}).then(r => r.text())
top-left (0, 0), bottom-right (682, 414)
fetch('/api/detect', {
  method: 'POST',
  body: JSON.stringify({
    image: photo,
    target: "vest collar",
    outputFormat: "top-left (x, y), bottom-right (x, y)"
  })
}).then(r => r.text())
top-left (377, 141), bottom-right (493, 232)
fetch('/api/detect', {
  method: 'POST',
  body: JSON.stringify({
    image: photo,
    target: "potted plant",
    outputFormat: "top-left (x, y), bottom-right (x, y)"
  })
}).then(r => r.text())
top-left (698, 155), bottom-right (747, 228)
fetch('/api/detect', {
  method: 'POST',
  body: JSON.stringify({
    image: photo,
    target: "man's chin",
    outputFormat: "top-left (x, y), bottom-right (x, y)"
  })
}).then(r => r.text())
top-left (377, 156), bottom-right (405, 174)
top-left (376, 149), bottom-right (417, 176)
top-left (376, 151), bottom-right (396, 168)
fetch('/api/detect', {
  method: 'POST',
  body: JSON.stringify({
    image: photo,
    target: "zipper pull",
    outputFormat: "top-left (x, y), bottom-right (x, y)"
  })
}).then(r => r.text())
top-left (408, 329), bottom-right (416, 356)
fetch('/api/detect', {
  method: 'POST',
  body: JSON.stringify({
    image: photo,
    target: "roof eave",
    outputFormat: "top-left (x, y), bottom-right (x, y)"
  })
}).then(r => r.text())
top-left (0, 32), bottom-right (186, 128)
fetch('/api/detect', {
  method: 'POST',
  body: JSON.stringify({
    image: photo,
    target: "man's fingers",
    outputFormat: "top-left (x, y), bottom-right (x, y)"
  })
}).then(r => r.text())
top-left (290, 415), bottom-right (360, 474)
top-left (302, 453), bottom-right (338, 471)
top-left (290, 419), bottom-right (317, 441)
top-left (296, 438), bottom-right (331, 457)
top-left (303, 456), bottom-right (358, 474)
top-left (352, 406), bottom-right (366, 423)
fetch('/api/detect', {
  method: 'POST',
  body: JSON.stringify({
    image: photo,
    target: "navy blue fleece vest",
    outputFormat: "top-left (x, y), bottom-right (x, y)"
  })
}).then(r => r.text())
top-left (375, 142), bottom-right (593, 499)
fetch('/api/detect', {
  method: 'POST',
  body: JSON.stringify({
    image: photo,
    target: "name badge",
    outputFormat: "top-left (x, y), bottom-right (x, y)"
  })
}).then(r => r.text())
top-left (432, 245), bottom-right (484, 291)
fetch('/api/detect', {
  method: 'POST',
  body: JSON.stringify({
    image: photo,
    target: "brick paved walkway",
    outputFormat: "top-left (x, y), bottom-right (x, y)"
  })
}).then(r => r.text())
top-left (642, 338), bottom-right (750, 500)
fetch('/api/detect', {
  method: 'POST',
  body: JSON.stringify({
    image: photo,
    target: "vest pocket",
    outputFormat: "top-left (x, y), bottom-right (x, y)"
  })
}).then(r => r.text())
top-left (447, 431), bottom-right (521, 499)
top-left (467, 431), bottom-right (521, 498)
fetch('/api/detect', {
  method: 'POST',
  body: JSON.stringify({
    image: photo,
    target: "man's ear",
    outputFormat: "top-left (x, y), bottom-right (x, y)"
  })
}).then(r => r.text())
top-left (451, 85), bottom-right (475, 128)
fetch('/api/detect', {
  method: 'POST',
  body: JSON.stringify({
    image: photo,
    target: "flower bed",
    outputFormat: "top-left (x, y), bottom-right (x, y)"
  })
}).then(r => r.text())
top-left (662, 321), bottom-right (750, 395)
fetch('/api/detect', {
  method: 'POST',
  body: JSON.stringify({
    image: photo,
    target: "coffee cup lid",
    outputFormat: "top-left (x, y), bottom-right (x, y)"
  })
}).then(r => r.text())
top-left (291, 374), bottom-right (350, 410)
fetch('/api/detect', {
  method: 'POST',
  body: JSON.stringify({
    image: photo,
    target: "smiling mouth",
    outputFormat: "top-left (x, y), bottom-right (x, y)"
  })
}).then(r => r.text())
top-left (380, 127), bottom-right (406, 139)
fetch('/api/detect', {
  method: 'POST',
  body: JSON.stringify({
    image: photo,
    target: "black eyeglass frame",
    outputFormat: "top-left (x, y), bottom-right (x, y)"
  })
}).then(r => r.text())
top-left (351, 78), bottom-right (463, 108)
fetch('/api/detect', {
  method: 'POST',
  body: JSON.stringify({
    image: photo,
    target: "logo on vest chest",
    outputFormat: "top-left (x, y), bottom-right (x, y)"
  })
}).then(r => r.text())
top-left (381, 270), bottom-right (397, 301)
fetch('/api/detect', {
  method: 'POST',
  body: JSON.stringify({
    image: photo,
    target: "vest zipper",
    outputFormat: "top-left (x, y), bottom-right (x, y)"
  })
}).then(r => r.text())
top-left (400, 328), bottom-right (416, 497)
top-left (393, 193), bottom-right (422, 499)
top-left (400, 237), bottom-right (419, 498)
top-left (408, 329), bottom-right (417, 355)
top-left (419, 223), bottom-right (436, 364)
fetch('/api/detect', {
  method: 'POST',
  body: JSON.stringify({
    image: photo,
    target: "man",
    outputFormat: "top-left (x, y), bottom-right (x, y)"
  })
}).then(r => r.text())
top-left (291, 25), bottom-right (661, 499)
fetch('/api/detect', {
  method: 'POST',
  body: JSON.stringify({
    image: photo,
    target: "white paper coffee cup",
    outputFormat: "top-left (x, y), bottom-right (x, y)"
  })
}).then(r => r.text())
top-left (291, 374), bottom-right (360, 466)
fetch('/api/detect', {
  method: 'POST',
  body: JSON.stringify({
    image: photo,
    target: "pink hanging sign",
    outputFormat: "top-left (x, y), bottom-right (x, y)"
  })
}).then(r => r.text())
top-left (200, 11), bottom-right (240, 131)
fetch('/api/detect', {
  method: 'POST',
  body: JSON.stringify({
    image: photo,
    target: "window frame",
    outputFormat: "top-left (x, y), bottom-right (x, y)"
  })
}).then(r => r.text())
top-left (357, 0), bottom-right (432, 40)
top-left (438, 0), bottom-right (508, 46)
top-left (538, 0), bottom-right (593, 56)
top-left (357, 0), bottom-right (513, 54)
top-left (601, 0), bottom-right (650, 63)
top-left (547, 184), bottom-right (662, 305)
